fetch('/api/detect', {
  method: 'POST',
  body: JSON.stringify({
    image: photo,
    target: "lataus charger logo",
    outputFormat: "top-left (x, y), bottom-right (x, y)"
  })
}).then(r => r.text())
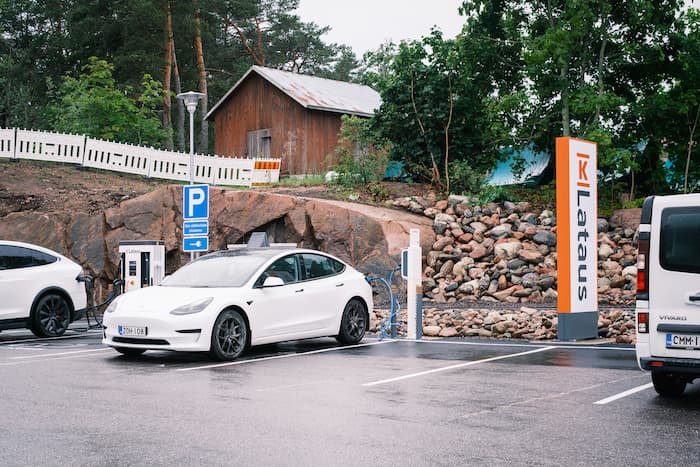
top-left (575, 152), bottom-right (592, 301)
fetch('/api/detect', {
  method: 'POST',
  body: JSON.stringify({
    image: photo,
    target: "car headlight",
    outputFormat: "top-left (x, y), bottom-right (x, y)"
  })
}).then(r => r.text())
top-left (170, 297), bottom-right (213, 315)
top-left (105, 296), bottom-right (121, 313)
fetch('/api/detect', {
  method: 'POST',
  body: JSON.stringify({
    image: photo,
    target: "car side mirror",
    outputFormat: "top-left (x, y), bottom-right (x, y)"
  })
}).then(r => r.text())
top-left (262, 276), bottom-right (285, 287)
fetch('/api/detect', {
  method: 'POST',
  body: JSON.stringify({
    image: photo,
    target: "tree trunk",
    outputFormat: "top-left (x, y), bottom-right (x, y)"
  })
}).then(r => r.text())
top-left (194, 8), bottom-right (208, 154)
top-left (560, 63), bottom-right (570, 136)
top-left (594, 16), bottom-right (609, 126)
top-left (171, 34), bottom-right (185, 152)
top-left (684, 105), bottom-right (700, 193)
top-left (546, 0), bottom-right (570, 137)
top-left (444, 74), bottom-right (453, 195)
top-left (162, 0), bottom-right (174, 150)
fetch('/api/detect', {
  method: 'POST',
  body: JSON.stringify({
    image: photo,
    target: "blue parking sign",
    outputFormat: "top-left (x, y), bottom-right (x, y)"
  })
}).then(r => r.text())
top-left (183, 236), bottom-right (208, 252)
top-left (183, 185), bottom-right (209, 220)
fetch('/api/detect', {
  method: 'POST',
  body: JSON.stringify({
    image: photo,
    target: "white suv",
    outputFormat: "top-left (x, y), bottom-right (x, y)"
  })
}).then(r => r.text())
top-left (0, 241), bottom-right (88, 337)
top-left (636, 194), bottom-right (700, 396)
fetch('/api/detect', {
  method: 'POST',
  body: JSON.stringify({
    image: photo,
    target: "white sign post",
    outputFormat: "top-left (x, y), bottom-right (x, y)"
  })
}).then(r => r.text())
top-left (406, 228), bottom-right (423, 340)
top-left (556, 137), bottom-right (598, 340)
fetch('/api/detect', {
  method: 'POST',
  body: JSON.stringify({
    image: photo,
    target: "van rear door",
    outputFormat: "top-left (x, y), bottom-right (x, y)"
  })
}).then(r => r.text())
top-left (649, 194), bottom-right (700, 359)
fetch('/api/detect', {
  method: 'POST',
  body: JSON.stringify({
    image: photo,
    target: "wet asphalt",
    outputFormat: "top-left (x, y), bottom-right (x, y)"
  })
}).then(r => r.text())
top-left (0, 324), bottom-right (698, 466)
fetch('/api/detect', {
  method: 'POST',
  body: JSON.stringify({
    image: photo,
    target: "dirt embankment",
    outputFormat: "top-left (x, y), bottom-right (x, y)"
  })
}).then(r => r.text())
top-left (0, 159), bottom-right (431, 217)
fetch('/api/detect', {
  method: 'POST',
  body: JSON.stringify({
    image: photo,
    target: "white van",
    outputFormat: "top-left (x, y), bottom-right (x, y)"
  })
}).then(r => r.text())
top-left (636, 194), bottom-right (700, 396)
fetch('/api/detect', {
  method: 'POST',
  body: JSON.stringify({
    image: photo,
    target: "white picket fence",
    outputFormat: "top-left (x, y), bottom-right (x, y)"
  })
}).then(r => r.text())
top-left (0, 128), bottom-right (281, 187)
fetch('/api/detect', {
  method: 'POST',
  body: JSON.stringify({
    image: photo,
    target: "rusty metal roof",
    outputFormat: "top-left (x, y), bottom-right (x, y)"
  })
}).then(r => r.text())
top-left (205, 65), bottom-right (382, 120)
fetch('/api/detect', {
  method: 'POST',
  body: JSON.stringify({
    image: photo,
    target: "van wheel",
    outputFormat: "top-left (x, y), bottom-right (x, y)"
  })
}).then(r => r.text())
top-left (651, 372), bottom-right (686, 397)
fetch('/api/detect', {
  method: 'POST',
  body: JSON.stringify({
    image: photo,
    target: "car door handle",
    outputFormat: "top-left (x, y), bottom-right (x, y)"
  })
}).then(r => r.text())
top-left (336, 283), bottom-right (344, 287)
top-left (295, 288), bottom-right (304, 293)
top-left (689, 293), bottom-right (700, 302)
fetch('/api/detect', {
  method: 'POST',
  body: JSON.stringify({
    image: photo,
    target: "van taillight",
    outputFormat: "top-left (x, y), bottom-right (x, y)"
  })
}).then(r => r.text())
top-left (636, 236), bottom-right (649, 298)
top-left (637, 312), bottom-right (648, 333)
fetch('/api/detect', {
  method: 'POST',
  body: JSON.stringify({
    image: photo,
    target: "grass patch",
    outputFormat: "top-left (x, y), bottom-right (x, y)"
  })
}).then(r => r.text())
top-left (274, 174), bottom-right (326, 186)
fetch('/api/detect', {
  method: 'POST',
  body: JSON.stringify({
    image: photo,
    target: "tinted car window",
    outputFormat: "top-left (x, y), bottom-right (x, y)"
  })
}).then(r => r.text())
top-left (0, 245), bottom-right (57, 270)
top-left (302, 253), bottom-right (345, 280)
top-left (660, 207), bottom-right (700, 274)
top-left (257, 255), bottom-right (300, 285)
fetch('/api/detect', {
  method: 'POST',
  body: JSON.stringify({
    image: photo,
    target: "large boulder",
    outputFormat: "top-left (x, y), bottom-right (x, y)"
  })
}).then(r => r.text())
top-left (0, 186), bottom-right (436, 288)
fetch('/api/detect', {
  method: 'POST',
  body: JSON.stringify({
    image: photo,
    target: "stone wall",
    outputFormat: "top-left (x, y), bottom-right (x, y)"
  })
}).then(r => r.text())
top-left (388, 195), bottom-right (640, 307)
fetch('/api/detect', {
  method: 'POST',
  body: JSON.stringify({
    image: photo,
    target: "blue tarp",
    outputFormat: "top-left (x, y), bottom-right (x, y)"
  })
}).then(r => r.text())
top-left (487, 145), bottom-right (551, 186)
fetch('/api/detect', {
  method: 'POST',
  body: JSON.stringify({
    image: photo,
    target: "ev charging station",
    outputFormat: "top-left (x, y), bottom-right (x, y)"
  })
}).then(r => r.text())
top-left (403, 228), bottom-right (423, 340)
top-left (118, 240), bottom-right (166, 293)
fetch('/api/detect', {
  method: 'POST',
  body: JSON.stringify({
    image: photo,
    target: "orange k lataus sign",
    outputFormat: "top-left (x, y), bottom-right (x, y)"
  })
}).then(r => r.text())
top-left (556, 137), bottom-right (598, 314)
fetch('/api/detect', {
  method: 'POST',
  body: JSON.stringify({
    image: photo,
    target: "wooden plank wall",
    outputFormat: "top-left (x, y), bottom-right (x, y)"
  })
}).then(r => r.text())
top-left (212, 74), bottom-right (344, 175)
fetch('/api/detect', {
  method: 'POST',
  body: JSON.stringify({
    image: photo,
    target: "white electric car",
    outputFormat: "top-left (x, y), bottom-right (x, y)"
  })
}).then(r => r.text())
top-left (102, 245), bottom-right (373, 361)
top-left (0, 240), bottom-right (88, 337)
top-left (635, 194), bottom-right (700, 396)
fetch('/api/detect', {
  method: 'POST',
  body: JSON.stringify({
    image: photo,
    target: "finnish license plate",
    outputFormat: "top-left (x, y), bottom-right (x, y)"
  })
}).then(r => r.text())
top-left (118, 325), bottom-right (147, 337)
top-left (666, 333), bottom-right (700, 349)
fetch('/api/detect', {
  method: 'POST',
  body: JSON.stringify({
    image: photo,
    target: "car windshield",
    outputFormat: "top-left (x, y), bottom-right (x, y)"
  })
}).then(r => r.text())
top-left (161, 254), bottom-right (268, 288)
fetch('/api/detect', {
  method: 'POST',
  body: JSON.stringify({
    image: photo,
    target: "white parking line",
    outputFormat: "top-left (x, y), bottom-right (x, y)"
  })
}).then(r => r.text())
top-left (405, 339), bottom-right (635, 351)
top-left (11, 348), bottom-right (111, 359)
top-left (594, 383), bottom-right (654, 405)
top-left (362, 346), bottom-right (555, 387)
top-left (0, 330), bottom-right (102, 345)
top-left (177, 340), bottom-right (396, 372)
top-left (0, 348), bottom-right (112, 366)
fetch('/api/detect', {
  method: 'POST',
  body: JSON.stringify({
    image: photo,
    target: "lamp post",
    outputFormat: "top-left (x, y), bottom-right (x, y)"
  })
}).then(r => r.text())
top-left (176, 91), bottom-right (205, 185)
top-left (177, 91), bottom-right (205, 261)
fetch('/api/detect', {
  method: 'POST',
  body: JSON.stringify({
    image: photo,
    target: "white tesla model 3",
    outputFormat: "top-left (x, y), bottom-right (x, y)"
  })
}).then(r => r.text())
top-left (102, 246), bottom-right (373, 360)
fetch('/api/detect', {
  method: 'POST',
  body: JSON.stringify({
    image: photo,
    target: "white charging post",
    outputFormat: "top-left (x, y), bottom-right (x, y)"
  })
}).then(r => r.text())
top-left (406, 228), bottom-right (422, 340)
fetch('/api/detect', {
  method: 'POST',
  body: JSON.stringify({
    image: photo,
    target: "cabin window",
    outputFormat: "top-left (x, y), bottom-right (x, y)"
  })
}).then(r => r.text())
top-left (247, 128), bottom-right (272, 158)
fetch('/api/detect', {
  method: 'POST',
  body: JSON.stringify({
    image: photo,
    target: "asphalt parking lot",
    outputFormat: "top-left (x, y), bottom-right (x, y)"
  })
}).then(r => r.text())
top-left (1, 324), bottom-right (698, 466)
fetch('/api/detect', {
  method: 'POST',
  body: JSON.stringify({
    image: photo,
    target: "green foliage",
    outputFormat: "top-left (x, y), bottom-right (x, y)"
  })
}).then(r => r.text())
top-left (475, 185), bottom-right (510, 205)
top-left (367, 182), bottom-right (389, 202)
top-left (275, 174), bottom-right (326, 186)
top-left (622, 197), bottom-right (646, 209)
top-left (364, 3), bottom-right (522, 193)
top-left (331, 115), bottom-right (389, 188)
top-left (48, 57), bottom-right (170, 146)
top-left (0, 0), bottom-right (361, 146)
top-left (448, 159), bottom-right (485, 195)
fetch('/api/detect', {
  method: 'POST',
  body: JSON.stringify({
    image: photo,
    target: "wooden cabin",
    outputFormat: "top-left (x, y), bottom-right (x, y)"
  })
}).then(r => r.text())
top-left (205, 65), bottom-right (381, 175)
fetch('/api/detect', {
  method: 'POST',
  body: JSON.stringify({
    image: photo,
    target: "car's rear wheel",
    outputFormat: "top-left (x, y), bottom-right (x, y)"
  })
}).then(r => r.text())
top-left (209, 309), bottom-right (247, 361)
top-left (336, 299), bottom-right (367, 345)
top-left (114, 347), bottom-right (146, 358)
top-left (31, 293), bottom-right (71, 338)
top-left (652, 372), bottom-right (686, 397)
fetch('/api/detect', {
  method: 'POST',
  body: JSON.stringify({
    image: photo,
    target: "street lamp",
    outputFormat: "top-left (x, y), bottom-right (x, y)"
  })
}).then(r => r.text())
top-left (176, 91), bottom-right (205, 185)
top-left (177, 91), bottom-right (205, 262)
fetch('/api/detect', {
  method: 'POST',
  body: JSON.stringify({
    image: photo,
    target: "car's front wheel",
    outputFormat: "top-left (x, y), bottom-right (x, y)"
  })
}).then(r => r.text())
top-left (336, 299), bottom-right (367, 345)
top-left (652, 372), bottom-right (686, 397)
top-left (209, 309), bottom-right (247, 361)
top-left (31, 293), bottom-right (71, 338)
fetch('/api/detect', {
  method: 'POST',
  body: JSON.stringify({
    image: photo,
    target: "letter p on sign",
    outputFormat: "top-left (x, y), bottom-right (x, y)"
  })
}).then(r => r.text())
top-left (183, 184), bottom-right (209, 220)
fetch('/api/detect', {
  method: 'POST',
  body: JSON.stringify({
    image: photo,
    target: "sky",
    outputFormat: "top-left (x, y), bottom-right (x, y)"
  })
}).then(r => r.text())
top-left (294, 0), bottom-right (465, 57)
top-left (296, 0), bottom-right (700, 58)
